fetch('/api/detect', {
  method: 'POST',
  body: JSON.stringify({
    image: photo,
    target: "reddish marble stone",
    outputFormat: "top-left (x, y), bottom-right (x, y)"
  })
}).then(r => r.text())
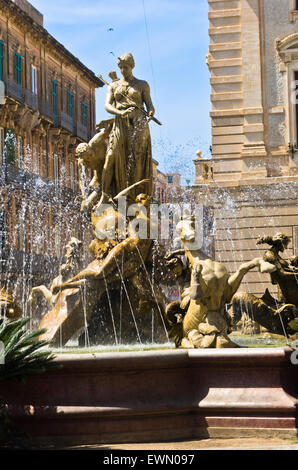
top-left (0, 348), bottom-right (297, 445)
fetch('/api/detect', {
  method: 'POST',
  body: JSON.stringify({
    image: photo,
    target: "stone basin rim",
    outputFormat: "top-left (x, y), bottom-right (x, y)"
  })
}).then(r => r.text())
top-left (50, 347), bottom-right (296, 368)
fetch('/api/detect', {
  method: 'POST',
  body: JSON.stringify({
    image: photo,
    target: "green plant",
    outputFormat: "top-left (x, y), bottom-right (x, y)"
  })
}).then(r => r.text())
top-left (0, 317), bottom-right (58, 382)
top-left (0, 317), bottom-right (59, 448)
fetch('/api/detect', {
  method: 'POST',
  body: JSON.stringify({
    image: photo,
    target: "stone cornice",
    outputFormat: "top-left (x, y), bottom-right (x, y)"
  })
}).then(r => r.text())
top-left (193, 178), bottom-right (298, 202)
top-left (276, 32), bottom-right (298, 53)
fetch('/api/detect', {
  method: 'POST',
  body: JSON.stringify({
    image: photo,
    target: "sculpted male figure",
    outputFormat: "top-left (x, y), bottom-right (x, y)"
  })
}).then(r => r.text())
top-left (75, 118), bottom-right (114, 211)
top-left (165, 216), bottom-right (277, 348)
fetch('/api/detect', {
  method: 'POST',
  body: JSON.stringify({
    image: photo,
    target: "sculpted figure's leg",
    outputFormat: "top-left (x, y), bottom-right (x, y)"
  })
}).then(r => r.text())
top-left (93, 150), bottom-right (117, 210)
top-left (102, 150), bottom-right (116, 196)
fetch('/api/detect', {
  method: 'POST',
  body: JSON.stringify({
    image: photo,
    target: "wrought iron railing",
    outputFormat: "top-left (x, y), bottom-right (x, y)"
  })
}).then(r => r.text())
top-left (61, 111), bottom-right (74, 134)
top-left (6, 77), bottom-right (23, 101)
top-left (25, 89), bottom-right (38, 110)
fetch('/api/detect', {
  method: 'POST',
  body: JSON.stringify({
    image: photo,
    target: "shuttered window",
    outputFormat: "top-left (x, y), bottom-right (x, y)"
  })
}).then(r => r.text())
top-left (82, 102), bottom-right (88, 127)
top-left (67, 91), bottom-right (74, 118)
top-left (31, 65), bottom-right (37, 94)
top-left (14, 53), bottom-right (22, 84)
top-left (52, 80), bottom-right (58, 124)
top-left (0, 41), bottom-right (4, 81)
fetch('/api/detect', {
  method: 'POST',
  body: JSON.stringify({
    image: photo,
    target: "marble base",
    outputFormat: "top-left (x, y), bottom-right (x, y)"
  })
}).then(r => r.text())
top-left (1, 348), bottom-right (297, 445)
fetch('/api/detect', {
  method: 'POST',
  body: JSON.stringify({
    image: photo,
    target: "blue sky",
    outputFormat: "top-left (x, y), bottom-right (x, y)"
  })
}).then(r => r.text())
top-left (30, 0), bottom-right (211, 183)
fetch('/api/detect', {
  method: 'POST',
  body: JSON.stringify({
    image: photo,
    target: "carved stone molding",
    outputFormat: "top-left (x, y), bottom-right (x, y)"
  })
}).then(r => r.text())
top-left (276, 33), bottom-right (298, 63)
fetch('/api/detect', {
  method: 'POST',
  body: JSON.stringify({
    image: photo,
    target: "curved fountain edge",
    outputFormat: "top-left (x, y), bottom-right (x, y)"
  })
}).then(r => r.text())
top-left (1, 347), bottom-right (297, 446)
top-left (53, 346), bottom-right (294, 362)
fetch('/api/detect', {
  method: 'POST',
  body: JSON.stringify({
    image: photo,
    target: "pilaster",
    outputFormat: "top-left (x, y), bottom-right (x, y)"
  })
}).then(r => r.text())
top-left (208, 0), bottom-right (267, 180)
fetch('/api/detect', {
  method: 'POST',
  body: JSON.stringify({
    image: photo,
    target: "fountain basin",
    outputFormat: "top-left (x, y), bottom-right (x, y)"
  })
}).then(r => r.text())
top-left (1, 348), bottom-right (297, 446)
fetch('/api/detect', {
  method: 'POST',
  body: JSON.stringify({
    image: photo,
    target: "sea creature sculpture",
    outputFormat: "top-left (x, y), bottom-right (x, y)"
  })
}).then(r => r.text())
top-left (232, 233), bottom-right (298, 336)
top-left (165, 216), bottom-right (277, 348)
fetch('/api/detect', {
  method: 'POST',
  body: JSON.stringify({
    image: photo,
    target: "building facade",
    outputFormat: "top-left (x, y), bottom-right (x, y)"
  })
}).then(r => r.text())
top-left (153, 159), bottom-right (182, 205)
top-left (194, 0), bottom-right (298, 297)
top-left (0, 0), bottom-right (103, 300)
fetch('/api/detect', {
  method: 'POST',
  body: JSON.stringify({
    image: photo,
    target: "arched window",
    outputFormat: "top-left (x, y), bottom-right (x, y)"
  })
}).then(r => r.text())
top-left (277, 33), bottom-right (298, 146)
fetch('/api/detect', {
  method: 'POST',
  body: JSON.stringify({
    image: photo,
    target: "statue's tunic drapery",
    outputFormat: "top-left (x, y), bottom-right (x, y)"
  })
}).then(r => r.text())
top-left (106, 80), bottom-right (153, 200)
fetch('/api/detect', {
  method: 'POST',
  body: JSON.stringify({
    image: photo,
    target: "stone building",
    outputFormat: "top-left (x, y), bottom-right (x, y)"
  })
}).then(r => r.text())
top-left (0, 0), bottom-right (103, 299)
top-left (194, 0), bottom-right (298, 297)
top-left (153, 158), bottom-right (182, 204)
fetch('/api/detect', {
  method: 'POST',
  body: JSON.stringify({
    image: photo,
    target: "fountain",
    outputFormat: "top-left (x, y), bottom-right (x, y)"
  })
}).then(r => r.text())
top-left (0, 52), bottom-right (297, 447)
top-left (232, 233), bottom-right (298, 337)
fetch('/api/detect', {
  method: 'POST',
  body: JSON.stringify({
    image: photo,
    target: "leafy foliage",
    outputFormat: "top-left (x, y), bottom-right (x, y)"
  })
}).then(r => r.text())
top-left (0, 317), bottom-right (58, 382)
top-left (0, 317), bottom-right (59, 448)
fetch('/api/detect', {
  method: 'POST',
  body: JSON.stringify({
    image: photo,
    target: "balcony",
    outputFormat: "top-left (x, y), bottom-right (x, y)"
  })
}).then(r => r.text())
top-left (6, 77), bottom-right (23, 102)
top-left (76, 121), bottom-right (88, 141)
top-left (25, 89), bottom-right (38, 111)
top-left (61, 111), bottom-right (74, 134)
top-left (40, 99), bottom-right (54, 121)
top-left (0, 80), bottom-right (5, 104)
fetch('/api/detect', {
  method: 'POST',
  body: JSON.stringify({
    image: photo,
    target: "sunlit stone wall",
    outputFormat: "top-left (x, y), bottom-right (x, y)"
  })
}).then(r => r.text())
top-left (194, 0), bottom-right (298, 297)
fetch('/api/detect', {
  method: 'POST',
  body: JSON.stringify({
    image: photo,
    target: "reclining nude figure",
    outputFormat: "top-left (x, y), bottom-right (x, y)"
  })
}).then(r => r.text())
top-left (165, 216), bottom-right (277, 348)
top-left (39, 193), bottom-right (154, 346)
